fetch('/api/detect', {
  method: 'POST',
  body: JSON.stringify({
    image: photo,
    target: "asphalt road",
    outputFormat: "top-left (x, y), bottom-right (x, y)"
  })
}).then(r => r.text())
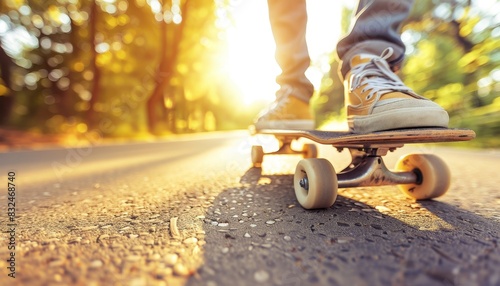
top-left (0, 131), bottom-right (499, 286)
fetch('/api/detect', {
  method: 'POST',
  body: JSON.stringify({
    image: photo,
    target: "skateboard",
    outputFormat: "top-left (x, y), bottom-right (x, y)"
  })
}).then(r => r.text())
top-left (250, 127), bottom-right (475, 209)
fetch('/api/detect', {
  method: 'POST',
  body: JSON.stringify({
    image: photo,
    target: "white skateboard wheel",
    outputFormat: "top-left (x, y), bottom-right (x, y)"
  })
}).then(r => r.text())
top-left (395, 154), bottom-right (450, 200)
top-left (294, 158), bottom-right (338, 209)
top-left (251, 145), bottom-right (264, 167)
top-left (302, 143), bottom-right (318, 158)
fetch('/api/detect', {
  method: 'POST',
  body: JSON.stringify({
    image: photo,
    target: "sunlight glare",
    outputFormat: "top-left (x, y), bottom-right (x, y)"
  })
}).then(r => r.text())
top-left (224, 1), bottom-right (279, 106)
top-left (224, 1), bottom-right (343, 106)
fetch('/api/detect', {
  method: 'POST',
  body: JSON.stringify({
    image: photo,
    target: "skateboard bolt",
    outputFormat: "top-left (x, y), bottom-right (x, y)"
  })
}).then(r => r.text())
top-left (299, 178), bottom-right (309, 190)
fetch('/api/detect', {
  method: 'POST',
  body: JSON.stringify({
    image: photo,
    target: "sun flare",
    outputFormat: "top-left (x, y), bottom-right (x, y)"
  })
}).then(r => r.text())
top-left (222, 1), bottom-right (279, 106)
top-left (223, 0), bottom-right (344, 107)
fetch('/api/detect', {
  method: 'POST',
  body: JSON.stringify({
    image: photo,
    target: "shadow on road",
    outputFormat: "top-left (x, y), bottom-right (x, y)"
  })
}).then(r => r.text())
top-left (188, 167), bottom-right (500, 286)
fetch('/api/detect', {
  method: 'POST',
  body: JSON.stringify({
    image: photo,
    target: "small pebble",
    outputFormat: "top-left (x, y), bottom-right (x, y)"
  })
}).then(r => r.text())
top-left (149, 254), bottom-right (161, 261)
top-left (192, 245), bottom-right (201, 255)
top-left (266, 220), bottom-right (275, 225)
top-left (337, 237), bottom-right (355, 243)
top-left (254, 270), bottom-right (270, 283)
top-left (375, 206), bottom-right (391, 212)
top-left (244, 233), bottom-right (251, 238)
top-left (284, 236), bottom-right (291, 241)
top-left (89, 260), bottom-right (103, 268)
top-left (165, 254), bottom-right (178, 266)
top-left (173, 263), bottom-right (190, 276)
top-left (54, 274), bottom-right (62, 282)
top-left (125, 255), bottom-right (141, 262)
top-left (183, 237), bottom-right (198, 245)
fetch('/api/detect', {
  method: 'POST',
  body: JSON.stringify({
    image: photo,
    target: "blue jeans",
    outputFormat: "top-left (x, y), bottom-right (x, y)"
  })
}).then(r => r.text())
top-left (267, 0), bottom-right (414, 98)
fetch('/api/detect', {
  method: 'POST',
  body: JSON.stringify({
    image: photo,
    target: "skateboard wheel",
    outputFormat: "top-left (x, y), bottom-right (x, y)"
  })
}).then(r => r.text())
top-left (302, 144), bottom-right (318, 158)
top-left (294, 158), bottom-right (338, 209)
top-left (395, 154), bottom-right (450, 200)
top-left (251, 145), bottom-right (264, 167)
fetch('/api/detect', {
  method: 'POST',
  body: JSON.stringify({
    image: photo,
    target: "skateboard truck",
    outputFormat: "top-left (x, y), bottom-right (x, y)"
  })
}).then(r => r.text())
top-left (251, 136), bottom-right (317, 166)
top-left (336, 148), bottom-right (418, 188)
top-left (285, 144), bottom-right (418, 189)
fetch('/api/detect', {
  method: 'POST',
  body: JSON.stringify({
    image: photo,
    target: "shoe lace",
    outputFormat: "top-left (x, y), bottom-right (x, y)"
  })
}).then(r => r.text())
top-left (349, 48), bottom-right (412, 100)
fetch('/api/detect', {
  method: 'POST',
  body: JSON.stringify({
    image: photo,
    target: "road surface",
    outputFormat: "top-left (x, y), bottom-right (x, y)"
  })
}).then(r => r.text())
top-left (0, 131), bottom-right (499, 286)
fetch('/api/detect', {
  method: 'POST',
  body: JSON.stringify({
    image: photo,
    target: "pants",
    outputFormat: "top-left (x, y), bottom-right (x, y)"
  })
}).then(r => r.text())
top-left (267, 0), bottom-right (414, 99)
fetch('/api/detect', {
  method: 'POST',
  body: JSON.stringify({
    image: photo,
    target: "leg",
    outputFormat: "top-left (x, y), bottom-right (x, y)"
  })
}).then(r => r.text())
top-left (253, 1), bottom-right (314, 130)
top-left (268, 0), bottom-right (314, 100)
top-left (336, 0), bottom-right (449, 133)
top-left (337, 0), bottom-right (414, 79)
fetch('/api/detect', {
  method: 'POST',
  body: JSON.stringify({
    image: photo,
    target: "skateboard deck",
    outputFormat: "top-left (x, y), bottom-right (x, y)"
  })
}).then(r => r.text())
top-left (250, 127), bottom-right (475, 210)
top-left (254, 127), bottom-right (475, 147)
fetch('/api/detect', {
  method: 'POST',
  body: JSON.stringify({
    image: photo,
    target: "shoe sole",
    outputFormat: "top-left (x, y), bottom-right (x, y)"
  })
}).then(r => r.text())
top-left (254, 120), bottom-right (314, 131)
top-left (348, 107), bottom-right (449, 134)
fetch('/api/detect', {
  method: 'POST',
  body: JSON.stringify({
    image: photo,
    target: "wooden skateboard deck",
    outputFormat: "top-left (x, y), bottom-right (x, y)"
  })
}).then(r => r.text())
top-left (255, 127), bottom-right (475, 147)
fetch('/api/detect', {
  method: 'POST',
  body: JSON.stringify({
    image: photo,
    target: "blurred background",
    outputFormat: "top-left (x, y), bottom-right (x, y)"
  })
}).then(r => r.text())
top-left (0, 0), bottom-right (498, 147)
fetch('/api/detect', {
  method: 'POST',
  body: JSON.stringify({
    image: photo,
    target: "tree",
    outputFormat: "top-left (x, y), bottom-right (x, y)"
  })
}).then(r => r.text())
top-left (0, 42), bottom-right (14, 125)
top-left (146, 0), bottom-right (191, 134)
top-left (86, 0), bottom-right (101, 129)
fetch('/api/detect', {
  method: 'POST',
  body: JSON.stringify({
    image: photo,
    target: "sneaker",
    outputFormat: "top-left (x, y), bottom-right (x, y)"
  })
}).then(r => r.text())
top-left (253, 85), bottom-right (314, 130)
top-left (345, 48), bottom-right (449, 133)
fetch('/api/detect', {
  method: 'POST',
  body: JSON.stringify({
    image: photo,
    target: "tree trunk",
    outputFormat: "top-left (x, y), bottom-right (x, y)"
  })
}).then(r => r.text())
top-left (0, 43), bottom-right (14, 125)
top-left (146, 0), bottom-right (190, 133)
top-left (146, 19), bottom-right (169, 133)
top-left (86, 0), bottom-right (101, 129)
